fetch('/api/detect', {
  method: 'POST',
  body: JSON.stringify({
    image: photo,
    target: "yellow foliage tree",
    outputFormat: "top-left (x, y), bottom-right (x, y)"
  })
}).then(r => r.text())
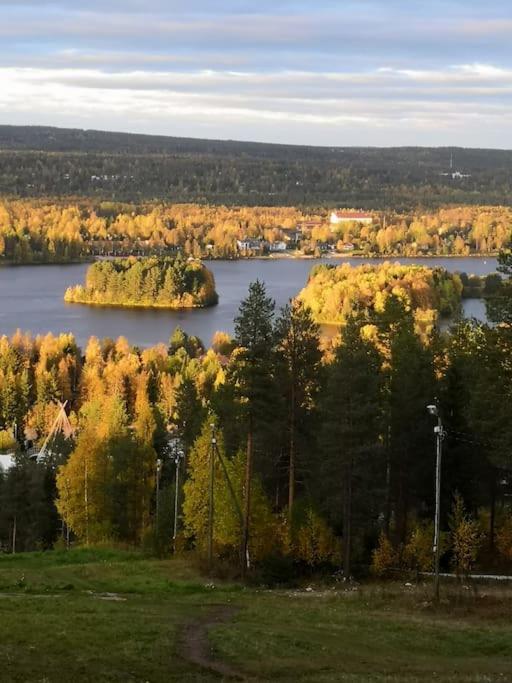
top-left (294, 507), bottom-right (340, 567)
top-left (183, 421), bottom-right (275, 562)
top-left (449, 494), bottom-right (483, 579)
top-left (371, 532), bottom-right (397, 576)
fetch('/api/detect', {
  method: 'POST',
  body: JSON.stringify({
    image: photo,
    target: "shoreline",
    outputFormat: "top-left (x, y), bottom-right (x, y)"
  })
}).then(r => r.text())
top-left (64, 298), bottom-right (218, 311)
top-left (242, 252), bottom-right (498, 261)
top-left (0, 258), bottom-right (94, 267)
top-left (0, 254), bottom-right (499, 267)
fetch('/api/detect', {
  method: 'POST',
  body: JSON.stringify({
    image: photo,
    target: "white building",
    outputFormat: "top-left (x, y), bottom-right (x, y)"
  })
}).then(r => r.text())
top-left (0, 453), bottom-right (15, 471)
top-left (330, 211), bottom-right (373, 225)
top-left (269, 241), bottom-right (287, 252)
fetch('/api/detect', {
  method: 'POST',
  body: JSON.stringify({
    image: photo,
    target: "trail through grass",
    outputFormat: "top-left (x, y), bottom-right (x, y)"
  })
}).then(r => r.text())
top-left (1, 548), bottom-right (512, 682)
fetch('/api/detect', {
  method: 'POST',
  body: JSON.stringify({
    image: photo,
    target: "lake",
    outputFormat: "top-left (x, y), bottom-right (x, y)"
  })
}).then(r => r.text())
top-left (0, 257), bottom-right (498, 348)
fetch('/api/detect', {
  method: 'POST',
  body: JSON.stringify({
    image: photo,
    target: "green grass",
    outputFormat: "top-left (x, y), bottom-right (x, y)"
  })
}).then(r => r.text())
top-left (1, 549), bottom-right (512, 682)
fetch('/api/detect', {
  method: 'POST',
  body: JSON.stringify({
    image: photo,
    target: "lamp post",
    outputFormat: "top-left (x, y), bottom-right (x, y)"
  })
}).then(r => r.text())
top-left (427, 403), bottom-right (444, 602)
top-left (207, 422), bottom-right (216, 573)
top-left (168, 435), bottom-right (185, 552)
top-left (155, 458), bottom-right (162, 527)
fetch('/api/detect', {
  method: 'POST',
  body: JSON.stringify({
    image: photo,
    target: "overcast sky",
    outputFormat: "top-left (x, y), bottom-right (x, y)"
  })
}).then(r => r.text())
top-left (0, 1), bottom-right (511, 147)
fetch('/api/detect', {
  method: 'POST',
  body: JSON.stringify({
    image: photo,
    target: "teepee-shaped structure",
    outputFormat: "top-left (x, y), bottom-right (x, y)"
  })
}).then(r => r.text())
top-left (30, 401), bottom-right (75, 462)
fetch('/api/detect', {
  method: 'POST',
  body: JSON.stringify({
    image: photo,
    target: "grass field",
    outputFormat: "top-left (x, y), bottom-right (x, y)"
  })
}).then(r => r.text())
top-left (1, 549), bottom-right (512, 682)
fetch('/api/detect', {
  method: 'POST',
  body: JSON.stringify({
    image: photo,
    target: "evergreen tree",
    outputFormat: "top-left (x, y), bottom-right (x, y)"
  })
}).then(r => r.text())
top-left (275, 300), bottom-right (321, 522)
top-left (486, 249), bottom-right (512, 326)
top-left (232, 280), bottom-right (276, 573)
top-left (173, 376), bottom-right (205, 453)
top-left (385, 306), bottom-right (437, 544)
top-left (321, 316), bottom-right (383, 577)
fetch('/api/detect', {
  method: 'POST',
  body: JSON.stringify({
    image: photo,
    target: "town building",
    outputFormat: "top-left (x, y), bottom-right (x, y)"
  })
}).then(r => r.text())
top-left (269, 241), bottom-right (287, 252)
top-left (330, 211), bottom-right (373, 225)
top-left (236, 238), bottom-right (267, 252)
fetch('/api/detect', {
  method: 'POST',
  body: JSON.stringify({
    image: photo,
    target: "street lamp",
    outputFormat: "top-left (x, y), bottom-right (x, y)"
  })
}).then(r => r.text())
top-left (155, 458), bottom-right (162, 527)
top-left (208, 422), bottom-right (216, 573)
top-left (167, 434), bottom-right (185, 552)
top-left (427, 402), bottom-right (444, 602)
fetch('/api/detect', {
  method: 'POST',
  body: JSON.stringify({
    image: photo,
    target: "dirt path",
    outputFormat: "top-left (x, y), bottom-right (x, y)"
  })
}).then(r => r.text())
top-left (179, 604), bottom-right (246, 680)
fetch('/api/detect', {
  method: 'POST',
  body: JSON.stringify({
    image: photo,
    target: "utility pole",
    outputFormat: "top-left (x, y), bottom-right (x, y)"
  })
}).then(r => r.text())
top-left (207, 422), bottom-right (216, 573)
top-left (427, 403), bottom-right (444, 602)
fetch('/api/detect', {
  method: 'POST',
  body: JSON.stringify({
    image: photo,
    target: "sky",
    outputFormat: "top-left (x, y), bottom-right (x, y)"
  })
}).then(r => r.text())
top-left (0, 1), bottom-right (511, 147)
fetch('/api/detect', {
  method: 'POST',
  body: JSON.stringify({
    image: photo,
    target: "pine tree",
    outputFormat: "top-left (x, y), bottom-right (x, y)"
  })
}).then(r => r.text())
top-left (321, 316), bottom-right (383, 577)
top-left (385, 306), bottom-right (437, 544)
top-left (232, 280), bottom-right (276, 574)
top-left (486, 249), bottom-right (512, 326)
top-left (275, 300), bottom-right (321, 523)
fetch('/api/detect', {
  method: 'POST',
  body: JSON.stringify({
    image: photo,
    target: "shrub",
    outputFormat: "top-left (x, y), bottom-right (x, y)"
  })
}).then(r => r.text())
top-left (449, 493), bottom-right (483, 578)
top-left (0, 429), bottom-right (17, 452)
top-left (496, 514), bottom-right (512, 563)
top-left (371, 532), bottom-right (397, 577)
top-left (294, 507), bottom-right (341, 567)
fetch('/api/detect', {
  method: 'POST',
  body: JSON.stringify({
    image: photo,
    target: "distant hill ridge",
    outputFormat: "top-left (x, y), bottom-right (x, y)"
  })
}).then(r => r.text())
top-left (1, 124), bottom-right (511, 163)
top-left (1, 124), bottom-right (512, 207)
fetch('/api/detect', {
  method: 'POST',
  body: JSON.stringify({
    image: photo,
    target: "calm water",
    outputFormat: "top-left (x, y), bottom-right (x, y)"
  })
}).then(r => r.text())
top-left (0, 257), bottom-right (497, 348)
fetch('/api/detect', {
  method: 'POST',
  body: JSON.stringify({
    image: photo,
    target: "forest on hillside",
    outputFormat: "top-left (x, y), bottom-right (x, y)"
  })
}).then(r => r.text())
top-left (1, 199), bottom-right (511, 263)
top-left (64, 256), bottom-right (218, 309)
top-left (2, 256), bottom-right (512, 580)
top-left (2, 126), bottom-right (512, 207)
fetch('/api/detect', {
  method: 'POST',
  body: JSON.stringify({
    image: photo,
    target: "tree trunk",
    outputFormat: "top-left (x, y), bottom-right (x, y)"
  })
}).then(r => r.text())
top-left (343, 462), bottom-right (352, 579)
top-left (384, 451), bottom-right (391, 536)
top-left (288, 391), bottom-right (296, 524)
top-left (12, 516), bottom-right (16, 554)
top-left (489, 468), bottom-right (497, 551)
top-left (241, 421), bottom-right (253, 578)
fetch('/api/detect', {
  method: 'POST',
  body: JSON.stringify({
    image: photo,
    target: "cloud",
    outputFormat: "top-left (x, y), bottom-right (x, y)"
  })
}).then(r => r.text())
top-left (0, 1), bottom-right (511, 145)
top-left (2, 64), bottom-right (511, 139)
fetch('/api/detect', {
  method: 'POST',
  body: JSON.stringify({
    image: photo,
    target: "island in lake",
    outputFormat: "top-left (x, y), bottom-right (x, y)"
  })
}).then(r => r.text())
top-left (64, 256), bottom-right (218, 309)
top-left (299, 261), bottom-right (464, 338)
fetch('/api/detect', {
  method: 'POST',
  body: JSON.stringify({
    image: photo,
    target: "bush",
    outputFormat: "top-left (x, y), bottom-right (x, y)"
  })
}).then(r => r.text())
top-left (403, 522), bottom-right (434, 573)
top-left (449, 494), bottom-right (483, 578)
top-left (371, 532), bottom-right (397, 577)
top-left (496, 514), bottom-right (512, 563)
top-left (0, 429), bottom-right (17, 452)
top-left (294, 507), bottom-right (341, 567)
top-left (253, 553), bottom-right (300, 587)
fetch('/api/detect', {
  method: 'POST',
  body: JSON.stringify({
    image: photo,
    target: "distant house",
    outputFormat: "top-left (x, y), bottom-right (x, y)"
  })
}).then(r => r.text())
top-left (282, 228), bottom-right (302, 244)
top-left (330, 211), bottom-right (373, 225)
top-left (236, 238), bottom-right (266, 252)
top-left (269, 241), bottom-right (287, 252)
top-left (340, 242), bottom-right (355, 252)
top-left (297, 221), bottom-right (323, 231)
top-left (0, 453), bottom-right (15, 471)
top-left (318, 242), bottom-right (334, 253)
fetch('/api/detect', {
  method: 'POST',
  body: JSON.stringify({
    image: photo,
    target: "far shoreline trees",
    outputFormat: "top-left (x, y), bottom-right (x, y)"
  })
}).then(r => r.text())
top-left (1, 199), bottom-right (512, 264)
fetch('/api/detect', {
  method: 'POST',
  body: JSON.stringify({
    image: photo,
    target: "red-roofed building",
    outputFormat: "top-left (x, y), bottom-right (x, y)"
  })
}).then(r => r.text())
top-left (330, 210), bottom-right (373, 225)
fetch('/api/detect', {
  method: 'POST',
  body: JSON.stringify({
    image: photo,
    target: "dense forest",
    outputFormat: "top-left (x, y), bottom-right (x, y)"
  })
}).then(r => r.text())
top-left (2, 126), bottom-right (512, 208)
top-left (1, 256), bottom-right (512, 581)
top-left (64, 256), bottom-right (218, 309)
top-left (1, 199), bottom-right (511, 263)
